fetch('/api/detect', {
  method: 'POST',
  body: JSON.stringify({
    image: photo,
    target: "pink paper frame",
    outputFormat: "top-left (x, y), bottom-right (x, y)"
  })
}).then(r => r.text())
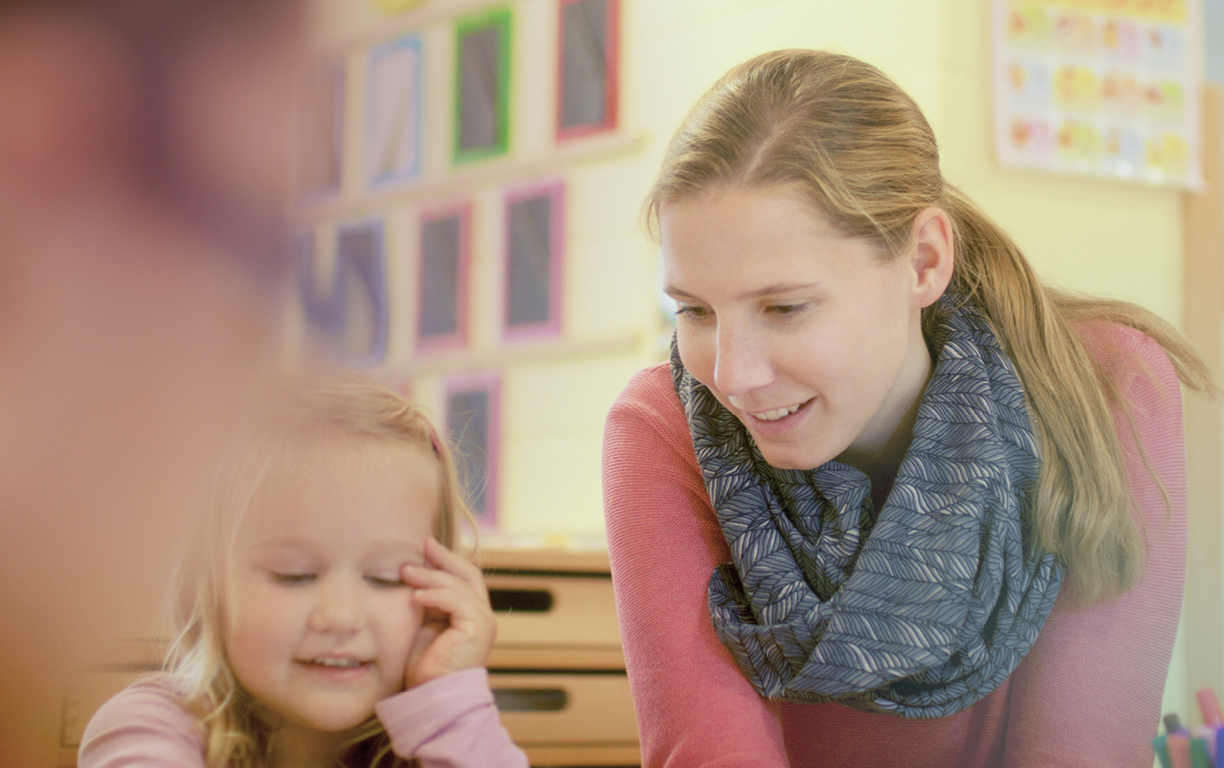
top-left (555, 0), bottom-right (620, 141)
top-left (416, 201), bottom-right (472, 354)
top-left (443, 372), bottom-right (501, 529)
top-left (502, 179), bottom-right (565, 342)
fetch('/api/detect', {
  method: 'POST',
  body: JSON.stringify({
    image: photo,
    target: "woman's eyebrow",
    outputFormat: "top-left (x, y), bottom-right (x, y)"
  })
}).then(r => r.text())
top-left (665, 283), bottom-right (820, 300)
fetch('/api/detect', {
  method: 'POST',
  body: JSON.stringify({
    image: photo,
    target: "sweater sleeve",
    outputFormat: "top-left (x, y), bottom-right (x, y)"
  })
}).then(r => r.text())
top-left (77, 678), bottom-right (207, 768)
top-left (602, 365), bottom-right (790, 768)
top-left (374, 667), bottom-right (527, 768)
top-left (1002, 326), bottom-right (1188, 767)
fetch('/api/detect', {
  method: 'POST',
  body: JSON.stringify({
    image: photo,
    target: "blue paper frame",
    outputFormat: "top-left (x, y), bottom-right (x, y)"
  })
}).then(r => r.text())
top-left (366, 35), bottom-right (424, 188)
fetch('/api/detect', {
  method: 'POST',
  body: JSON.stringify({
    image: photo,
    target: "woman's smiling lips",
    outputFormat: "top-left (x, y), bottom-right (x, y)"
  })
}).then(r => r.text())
top-left (729, 397), bottom-right (815, 436)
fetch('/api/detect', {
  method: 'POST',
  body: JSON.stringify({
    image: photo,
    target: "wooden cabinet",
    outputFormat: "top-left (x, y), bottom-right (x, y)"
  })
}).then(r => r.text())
top-left (58, 548), bottom-right (639, 768)
top-left (482, 548), bottom-right (640, 767)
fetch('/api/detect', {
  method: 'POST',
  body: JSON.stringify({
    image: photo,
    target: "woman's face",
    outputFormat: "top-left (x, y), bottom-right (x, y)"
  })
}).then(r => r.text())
top-left (661, 185), bottom-right (933, 471)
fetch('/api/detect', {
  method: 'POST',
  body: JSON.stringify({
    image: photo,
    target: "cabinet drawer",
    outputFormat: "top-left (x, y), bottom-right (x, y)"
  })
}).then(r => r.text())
top-left (487, 574), bottom-right (621, 650)
top-left (491, 672), bottom-right (639, 745)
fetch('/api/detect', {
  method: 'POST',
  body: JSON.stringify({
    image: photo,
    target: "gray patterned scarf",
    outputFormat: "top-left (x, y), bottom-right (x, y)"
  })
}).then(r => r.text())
top-left (671, 298), bottom-right (1064, 718)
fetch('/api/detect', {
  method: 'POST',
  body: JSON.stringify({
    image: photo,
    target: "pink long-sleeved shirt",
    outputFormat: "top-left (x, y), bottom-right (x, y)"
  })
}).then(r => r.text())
top-left (602, 322), bottom-right (1187, 768)
top-left (78, 667), bottom-right (528, 768)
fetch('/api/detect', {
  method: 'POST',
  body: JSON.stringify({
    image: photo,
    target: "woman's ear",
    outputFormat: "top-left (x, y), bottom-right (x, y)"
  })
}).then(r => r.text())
top-left (907, 207), bottom-right (955, 309)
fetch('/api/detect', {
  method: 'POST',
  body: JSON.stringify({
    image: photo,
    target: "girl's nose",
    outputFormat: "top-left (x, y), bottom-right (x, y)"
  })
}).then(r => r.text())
top-left (712, 322), bottom-right (773, 397)
top-left (308, 575), bottom-right (365, 635)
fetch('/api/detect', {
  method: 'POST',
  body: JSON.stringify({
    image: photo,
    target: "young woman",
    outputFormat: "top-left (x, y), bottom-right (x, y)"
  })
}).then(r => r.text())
top-left (602, 49), bottom-right (1214, 767)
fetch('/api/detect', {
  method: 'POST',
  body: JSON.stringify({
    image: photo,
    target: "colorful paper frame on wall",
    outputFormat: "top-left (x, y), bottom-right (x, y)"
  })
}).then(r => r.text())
top-left (295, 230), bottom-right (343, 342)
top-left (367, 34), bottom-right (424, 188)
top-left (417, 202), bottom-right (472, 352)
top-left (444, 374), bottom-right (501, 528)
top-left (296, 62), bottom-right (345, 201)
top-left (454, 6), bottom-right (513, 164)
top-left (335, 219), bottom-right (390, 366)
top-left (556, 0), bottom-right (619, 139)
top-left (503, 180), bottom-right (564, 340)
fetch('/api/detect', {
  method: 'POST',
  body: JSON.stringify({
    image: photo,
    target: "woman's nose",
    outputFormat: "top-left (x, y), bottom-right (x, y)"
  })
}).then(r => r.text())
top-left (712, 322), bottom-right (773, 397)
top-left (308, 575), bottom-right (365, 634)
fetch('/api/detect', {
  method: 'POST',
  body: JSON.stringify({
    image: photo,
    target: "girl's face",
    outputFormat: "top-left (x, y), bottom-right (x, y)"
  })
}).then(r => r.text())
top-left (225, 436), bottom-right (438, 737)
top-left (661, 185), bottom-right (933, 472)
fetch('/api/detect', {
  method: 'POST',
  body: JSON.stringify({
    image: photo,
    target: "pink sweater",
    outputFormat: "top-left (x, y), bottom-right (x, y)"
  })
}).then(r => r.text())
top-left (602, 323), bottom-right (1186, 768)
top-left (78, 668), bottom-right (528, 768)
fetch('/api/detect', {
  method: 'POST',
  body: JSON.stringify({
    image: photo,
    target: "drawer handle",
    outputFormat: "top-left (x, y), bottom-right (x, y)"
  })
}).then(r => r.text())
top-left (489, 588), bottom-right (554, 613)
top-left (492, 687), bottom-right (569, 712)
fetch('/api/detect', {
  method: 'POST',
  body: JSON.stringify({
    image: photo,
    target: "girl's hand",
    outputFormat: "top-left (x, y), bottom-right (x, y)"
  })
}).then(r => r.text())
top-left (400, 536), bottom-right (497, 688)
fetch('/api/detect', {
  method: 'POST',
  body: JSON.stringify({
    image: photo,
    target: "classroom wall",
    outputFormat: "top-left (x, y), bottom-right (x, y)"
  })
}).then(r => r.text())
top-left (302, 3), bottom-right (1193, 719)
top-left (303, 0), bottom-right (1188, 538)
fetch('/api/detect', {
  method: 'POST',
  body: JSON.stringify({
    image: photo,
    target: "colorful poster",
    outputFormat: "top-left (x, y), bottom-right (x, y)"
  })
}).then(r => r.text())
top-left (993, 0), bottom-right (1202, 187)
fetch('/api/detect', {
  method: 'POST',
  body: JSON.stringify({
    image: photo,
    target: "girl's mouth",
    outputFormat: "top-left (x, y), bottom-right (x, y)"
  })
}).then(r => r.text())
top-left (298, 657), bottom-right (370, 669)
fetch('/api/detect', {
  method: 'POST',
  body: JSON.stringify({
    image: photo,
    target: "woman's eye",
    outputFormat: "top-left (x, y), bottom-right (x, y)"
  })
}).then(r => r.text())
top-left (675, 305), bottom-right (711, 320)
top-left (366, 575), bottom-right (406, 588)
top-left (766, 303), bottom-right (808, 316)
top-left (271, 572), bottom-right (315, 585)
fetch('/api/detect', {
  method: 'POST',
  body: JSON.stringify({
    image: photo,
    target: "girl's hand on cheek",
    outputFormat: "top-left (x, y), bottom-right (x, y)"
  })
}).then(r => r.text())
top-left (400, 536), bottom-right (497, 688)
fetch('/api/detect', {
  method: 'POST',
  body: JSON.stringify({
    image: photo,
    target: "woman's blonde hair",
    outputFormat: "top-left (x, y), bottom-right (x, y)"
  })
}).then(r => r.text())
top-left (162, 376), bottom-right (476, 767)
top-left (645, 49), bottom-right (1216, 601)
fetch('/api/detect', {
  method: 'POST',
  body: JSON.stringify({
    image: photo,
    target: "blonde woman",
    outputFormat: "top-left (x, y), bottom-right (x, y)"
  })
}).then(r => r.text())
top-left (81, 380), bottom-right (527, 768)
top-left (602, 49), bottom-right (1212, 767)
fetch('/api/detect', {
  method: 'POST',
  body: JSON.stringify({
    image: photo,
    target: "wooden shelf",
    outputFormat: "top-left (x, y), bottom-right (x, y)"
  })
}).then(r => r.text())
top-left (388, 333), bottom-right (641, 378)
top-left (291, 131), bottom-right (645, 224)
top-left (481, 546), bottom-right (610, 574)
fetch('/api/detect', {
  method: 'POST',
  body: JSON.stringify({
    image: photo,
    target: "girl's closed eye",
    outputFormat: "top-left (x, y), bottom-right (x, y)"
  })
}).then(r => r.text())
top-left (366, 573), bottom-right (407, 588)
top-left (270, 571), bottom-right (316, 585)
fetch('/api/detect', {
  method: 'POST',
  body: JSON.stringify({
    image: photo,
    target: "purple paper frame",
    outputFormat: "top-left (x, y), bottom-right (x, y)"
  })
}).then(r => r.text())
top-left (501, 179), bottom-right (565, 341)
top-left (334, 218), bottom-right (389, 367)
top-left (443, 373), bottom-right (501, 529)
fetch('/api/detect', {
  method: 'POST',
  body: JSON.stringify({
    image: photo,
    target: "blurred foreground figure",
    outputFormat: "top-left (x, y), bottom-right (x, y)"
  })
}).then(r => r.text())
top-left (0, 0), bottom-right (303, 764)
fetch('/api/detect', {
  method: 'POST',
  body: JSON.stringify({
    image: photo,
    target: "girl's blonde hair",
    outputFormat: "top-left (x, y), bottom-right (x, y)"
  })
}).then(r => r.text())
top-left (162, 376), bottom-right (475, 767)
top-left (646, 49), bottom-right (1216, 601)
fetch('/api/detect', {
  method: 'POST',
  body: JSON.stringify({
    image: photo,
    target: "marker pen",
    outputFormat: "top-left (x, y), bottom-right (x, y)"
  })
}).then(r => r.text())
top-left (1192, 738), bottom-right (1212, 768)
top-left (1154, 734), bottom-right (1172, 768)
top-left (1198, 689), bottom-right (1224, 729)
top-left (1192, 727), bottom-right (1217, 763)
top-left (1197, 689), bottom-right (1224, 768)
top-left (1168, 714), bottom-right (1194, 768)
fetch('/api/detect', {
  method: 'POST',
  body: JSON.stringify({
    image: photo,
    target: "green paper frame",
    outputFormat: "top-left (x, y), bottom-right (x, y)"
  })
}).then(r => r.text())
top-left (453, 6), bottom-right (513, 164)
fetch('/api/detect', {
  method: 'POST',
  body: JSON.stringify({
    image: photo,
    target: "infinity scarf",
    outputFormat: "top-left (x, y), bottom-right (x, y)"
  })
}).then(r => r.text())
top-left (671, 298), bottom-right (1064, 718)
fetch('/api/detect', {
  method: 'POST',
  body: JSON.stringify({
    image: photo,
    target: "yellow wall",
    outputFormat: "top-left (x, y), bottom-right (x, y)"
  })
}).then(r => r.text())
top-left (304, 0), bottom-right (1187, 540)
top-left (304, 0), bottom-right (1192, 731)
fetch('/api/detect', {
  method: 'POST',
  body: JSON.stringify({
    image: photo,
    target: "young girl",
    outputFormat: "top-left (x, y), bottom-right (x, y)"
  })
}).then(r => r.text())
top-left (79, 379), bottom-right (528, 768)
top-left (602, 49), bottom-right (1216, 767)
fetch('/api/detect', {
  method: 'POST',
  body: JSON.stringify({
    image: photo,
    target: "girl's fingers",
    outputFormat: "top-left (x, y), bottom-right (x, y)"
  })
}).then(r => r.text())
top-left (423, 536), bottom-right (489, 596)
top-left (411, 587), bottom-right (484, 621)
top-left (400, 562), bottom-right (488, 608)
top-left (401, 541), bottom-right (498, 687)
